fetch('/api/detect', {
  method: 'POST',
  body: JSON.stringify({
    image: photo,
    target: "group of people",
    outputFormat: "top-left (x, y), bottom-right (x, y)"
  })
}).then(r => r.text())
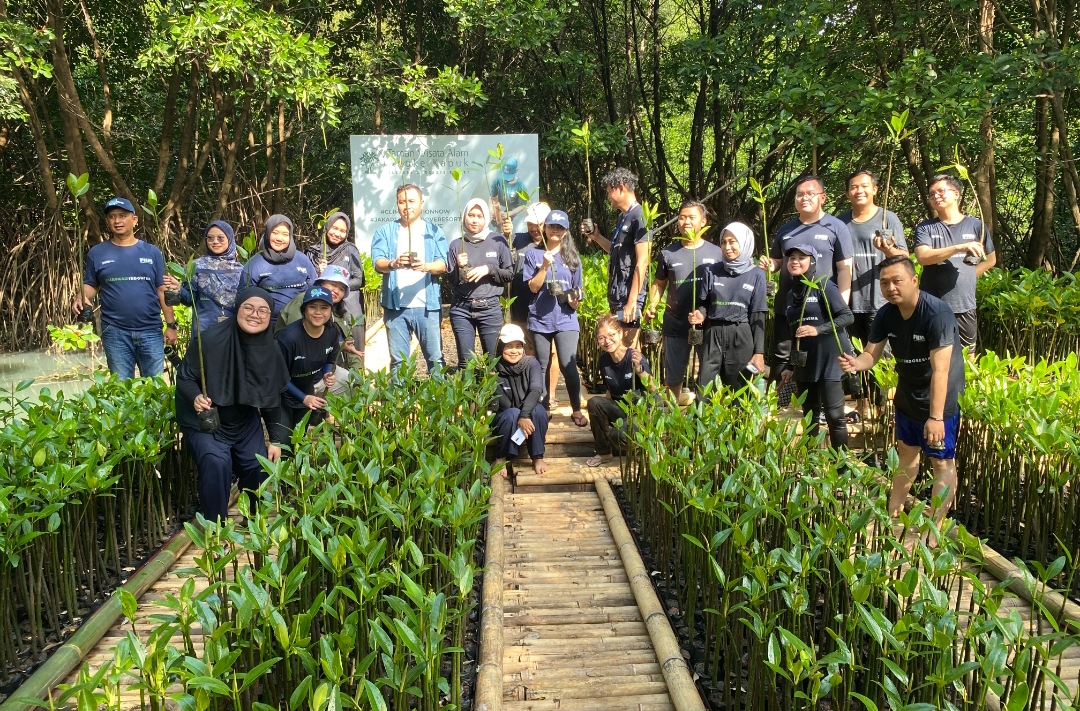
top-left (74, 165), bottom-right (992, 524)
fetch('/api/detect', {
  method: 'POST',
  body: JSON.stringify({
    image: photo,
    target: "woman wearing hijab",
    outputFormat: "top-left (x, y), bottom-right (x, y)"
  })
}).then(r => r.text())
top-left (447, 198), bottom-right (514, 361)
top-left (240, 214), bottom-right (317, 329)
top-left (491, 324), bottom-right (548, 475)
top-left (522, 210), bottom-right (588, 428)
top-left (304, 211), bottom-right (365, 331)
top-left (175, 287), bottom-right (291, 524)
top-left (586, 314), bottom-right (652, 467)
top-left (164, 221), bottom-right (244, 330)
top-left (688, 222), bottom-right (768, 391)
top-left (781, 244), bottom-right (854, 448)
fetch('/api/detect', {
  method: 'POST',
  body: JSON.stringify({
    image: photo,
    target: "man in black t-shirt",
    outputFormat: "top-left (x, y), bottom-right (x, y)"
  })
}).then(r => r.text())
top-left (273, 286), bottom-right (341, 443)
top-left (581, 168), bottom-right (651, 346)
top-left (840, 256), bottom-right (965, 524)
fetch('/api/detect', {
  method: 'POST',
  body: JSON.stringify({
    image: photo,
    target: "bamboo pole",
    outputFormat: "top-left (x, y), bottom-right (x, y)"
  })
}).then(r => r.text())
top-left (594, 479), bottom-right (705, 711)
top-left (0, 527), bottom-right (195, 711)
top-left (475, 472), bottom-right (507, 711)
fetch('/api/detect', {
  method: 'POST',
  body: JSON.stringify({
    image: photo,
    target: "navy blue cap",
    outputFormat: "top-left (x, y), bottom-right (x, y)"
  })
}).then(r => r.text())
top-left (104, 197), bottom-right (136, 214)
top-left (545, 210), bottom-right (570, 230)
top-left (784, 243), bottom-right (818, 258)
top-left (302, 285), bottom-right (334, 308)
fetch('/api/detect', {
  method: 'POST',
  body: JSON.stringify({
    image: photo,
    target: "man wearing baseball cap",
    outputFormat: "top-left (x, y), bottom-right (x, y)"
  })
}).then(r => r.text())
top-left (491, 155), bottom-right (529, 227)
top-left (275, 265), bottom-right (365, 384)
top-left (73, 195), bottom-right (177, 379)
top-left (273, 285), bottom-right (341, 441)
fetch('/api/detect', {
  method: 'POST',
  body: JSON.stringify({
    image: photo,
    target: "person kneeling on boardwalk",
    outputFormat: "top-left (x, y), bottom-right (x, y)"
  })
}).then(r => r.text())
top-left (175, 287), bottom-right (290, 525)
top-left (273, 286), bottom-right (341, 443)
top-left (491, 324), bottom-right (549, 476)
top-left (587, 314), bottom-right (652, 467)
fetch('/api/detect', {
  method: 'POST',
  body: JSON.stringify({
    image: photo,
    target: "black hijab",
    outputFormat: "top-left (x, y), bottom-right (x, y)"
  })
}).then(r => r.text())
top-left (260, 214), bottom-right (297, 264)
top-left (787, 244), bottom-right (819, 304)
top-left (180, 287), bottom-right (290, 408)
top-left (319, 212), bottom-right (353, 264)
top-left (495, 342), bottom-right (530, 375)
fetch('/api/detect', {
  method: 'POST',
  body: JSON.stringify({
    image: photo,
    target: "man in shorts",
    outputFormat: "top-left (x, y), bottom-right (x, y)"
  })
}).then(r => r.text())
top-left (839, 256), bottom-right (965, 524)
top-left (913, 174), bottom-right (996, 350)
top-left (643, 200), bottom-right (721, 399)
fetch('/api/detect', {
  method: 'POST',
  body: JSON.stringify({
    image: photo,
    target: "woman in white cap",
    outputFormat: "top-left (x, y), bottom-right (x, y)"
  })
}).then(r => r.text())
top-left (687, 222), bottom-right (768, 391)
top-left (522, 210), bottom-right (588, 428)
top-left (447, 198), bottom-right (514, 362)
top-left (491, 323), bottom-right (548, 475)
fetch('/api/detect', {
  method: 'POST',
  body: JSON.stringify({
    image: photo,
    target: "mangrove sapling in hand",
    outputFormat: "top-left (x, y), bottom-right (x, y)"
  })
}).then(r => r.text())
top-left (67, 173), bottom-right (95, 325)
top-left (877, 110), bottom-right (916, 248)
top-left (573, 120), bottom-right (595, 234)
top-left (939, 146), bottom-right (989, 267)
top-left (168, 258), bottom-right (217, 432)
top-left (750, 176), bottom-right (778, 299)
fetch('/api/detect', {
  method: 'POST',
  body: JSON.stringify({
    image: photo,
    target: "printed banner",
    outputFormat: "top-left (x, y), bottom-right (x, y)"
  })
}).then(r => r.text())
top-left (350, 134), bottom-right (541, 253)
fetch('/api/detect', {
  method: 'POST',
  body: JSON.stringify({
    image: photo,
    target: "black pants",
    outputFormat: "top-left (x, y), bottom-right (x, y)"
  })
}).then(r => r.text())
top-left (698, 321), bottom-right (755, 391)
top-left (768, 311), bottom-right (792, 381)
top-left (492, 404), bottom-right (549, 459)
top-left (184, 411), bottom-right (267, 523)
top-left (797, 380), bottom-right (848, 449)
top-left (533, 330), bottom-right (582, 411)
top-left (275, 400), bottom-right (327, 446)
top-left (449, 302), bottom-right (503, 363)
top-left (588, 396), bottom-right (628, 456)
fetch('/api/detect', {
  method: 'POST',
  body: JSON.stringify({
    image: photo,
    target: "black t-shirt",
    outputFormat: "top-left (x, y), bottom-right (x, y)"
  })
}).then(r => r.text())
top-left (599, 348), bottom-right (651, 401)
top-left (770, 214), bottom-right (853, 314)
top-left (607, 203), bottom-right (651, 310)
top-left (699, 265), bottom-right (768, 325)
top-left (869, 292), bottom-right (965, 420)
top-left (276, 320), bottom-right (340, 405)
top-left (655, 240), bottom-right (723, 337)
top-left (786, 281), bottom-right (852, 382)
top-left (447, 234), bottom-right (513, 302)
top-left (510, 233), bottom-right (541, 324)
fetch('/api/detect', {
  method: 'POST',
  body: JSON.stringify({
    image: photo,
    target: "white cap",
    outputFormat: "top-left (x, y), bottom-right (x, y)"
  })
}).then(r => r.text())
top-left (525, 202), bottom-right (551, 225)
top-left (499, 323), bottom-right (526, 344)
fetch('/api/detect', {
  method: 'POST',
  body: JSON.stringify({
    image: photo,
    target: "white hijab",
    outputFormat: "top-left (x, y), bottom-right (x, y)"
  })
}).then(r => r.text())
top-left (721, 222), bottom-right (756, 275)
top-left (461, 198), bottom-right (493, 244)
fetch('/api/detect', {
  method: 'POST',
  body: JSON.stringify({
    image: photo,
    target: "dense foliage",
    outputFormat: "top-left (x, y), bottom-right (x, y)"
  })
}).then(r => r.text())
top-left (26, 358), bottom-right (497, 710)
top-left (4, 0), bottom-right (1080, 348)
top-left (0, 376), bottom-right (195, 680)
top-left (621, 384), bottom-right (1080, 709)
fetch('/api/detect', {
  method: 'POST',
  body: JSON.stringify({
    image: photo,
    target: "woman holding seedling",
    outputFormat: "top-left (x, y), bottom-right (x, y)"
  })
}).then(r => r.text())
top-left (491, 324), bottom-right (549, 476)
top-left (523, 210), bottom-right (588, 428)
top-left (305, 211), bottom-right (365, 332)
top-left (273, 286), bottom-right (341, 443)
top-left (240, 214), bottom-right (317, 329)
top-left (688, 222), bottom-right (767, 391)
top-left (174, 286), bottom-right (290, 525)
top-left (586, 314), bottom-right (652, 467)
top-left (781, 244), bottom-right (854, 448)
top-left (447, 198), bottom-right (514, 361)
top-left (164, 221), bottom-right (244, 330)
top-left (275, 265), bottom-right (364, 385)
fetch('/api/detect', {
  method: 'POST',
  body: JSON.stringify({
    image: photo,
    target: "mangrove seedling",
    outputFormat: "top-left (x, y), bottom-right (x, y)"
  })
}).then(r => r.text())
top-left (878, 110), bottom-right (916, 246)
top-left (168, 257), bottom-right (217, 432)
top-left (67, 173), bottom-right (95, 324)
top-left (938, 146), bottom-right (988, 266)
top-left (389, 148), bottom-right (419, 263)
top-left (572, 120), bottom-right (594, 228)
top-left (687, 225), bottom-right (710, 348)
top-left (818, 279), bottom-right (862, 398)
top-left (749, 176), bottom-right (777, 298)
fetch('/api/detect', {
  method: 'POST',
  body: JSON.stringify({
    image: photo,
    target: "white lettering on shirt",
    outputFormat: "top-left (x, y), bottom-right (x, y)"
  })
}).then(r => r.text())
top-left (139, 257), bottom-right (154, 264)
top-left (486, 251), bottom-right (497, 258)
top-left (814, 234), bottom-right (829, 241)
top-left (741, 283), bottom-right (755, 291)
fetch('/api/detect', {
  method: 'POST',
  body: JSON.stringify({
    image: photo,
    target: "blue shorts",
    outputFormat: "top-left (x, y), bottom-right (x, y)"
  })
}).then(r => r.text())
top-left (895, 409), bottom-right (960, 460)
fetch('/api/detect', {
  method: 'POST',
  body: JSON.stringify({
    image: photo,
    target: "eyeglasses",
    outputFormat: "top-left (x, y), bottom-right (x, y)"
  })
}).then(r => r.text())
top-left (795, 192), bottom-right (822, 200)
top-left (597, 333), bottom-right (619, 343)
top-left (929, 189), bottom-right (955, 197)
top-left (206, 233), bottom-right (228, 243)
top-left (239, 304), bottom-right (271, 317)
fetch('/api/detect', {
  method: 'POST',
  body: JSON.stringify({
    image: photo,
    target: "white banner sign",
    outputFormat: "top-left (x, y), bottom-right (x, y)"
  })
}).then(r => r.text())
top-left (350, 134), bottom-right (541, 253)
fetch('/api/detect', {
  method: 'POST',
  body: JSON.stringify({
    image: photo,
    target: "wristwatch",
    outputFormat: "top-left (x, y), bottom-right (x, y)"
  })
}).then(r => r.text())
top-left (928, 416), bottom-right (944, 422)
top-left (166, 322), bottom-right (177, 329)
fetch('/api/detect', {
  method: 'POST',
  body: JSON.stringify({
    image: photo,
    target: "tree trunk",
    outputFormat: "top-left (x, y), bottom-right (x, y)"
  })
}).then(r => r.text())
top-left (974, 0), bottom-right (998, 241)
top-left (1028, 96), bottom-right (1058, 268)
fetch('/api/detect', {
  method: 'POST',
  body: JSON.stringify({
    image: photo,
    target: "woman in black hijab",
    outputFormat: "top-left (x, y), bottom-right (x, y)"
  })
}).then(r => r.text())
top-left (175, 287), bottom-right (291, 523)
top-left (491, 323), bottom-right (549, 475)
top-left (781, 244), bottom-right (854, 449)
top-left (239, 215), bottom-right (318, 329)
top-left (305, 212), bottom-right (365, 326)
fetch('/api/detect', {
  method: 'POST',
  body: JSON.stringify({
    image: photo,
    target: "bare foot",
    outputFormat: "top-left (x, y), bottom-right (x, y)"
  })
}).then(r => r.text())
top-left (586, 454), bottom-right (613, 468)
top-left (533, 459), bottom-right (548, 475)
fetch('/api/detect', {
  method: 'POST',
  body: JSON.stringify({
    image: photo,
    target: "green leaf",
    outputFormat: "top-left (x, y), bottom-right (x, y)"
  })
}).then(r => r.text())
top-left (119, 589), bottom-right (138, 623)
top-left (187, 676), bottom-right (231, 696)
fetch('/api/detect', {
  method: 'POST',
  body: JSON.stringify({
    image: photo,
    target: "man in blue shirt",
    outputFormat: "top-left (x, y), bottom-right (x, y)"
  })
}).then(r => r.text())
top-left (74, 196), bottom-right (177, 379)
top-left (370, 184), bottom-right (449, 372)
top-left (491, 156), bottom-right (529, 227)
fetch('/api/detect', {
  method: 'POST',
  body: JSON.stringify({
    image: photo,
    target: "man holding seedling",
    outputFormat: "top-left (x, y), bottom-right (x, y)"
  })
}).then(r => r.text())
top-left (759, 176), bottom-right (853, 382)
top-left (581, 168), bottom-right (650, 347)
top-left (491, 156), bottom-right (529, 226)
top-left (74, 196), bottom-right (177, 379)
top-left (914, 174), bottom-right (996, 350)
top-left (371, 184), bottom-right (449, 372)
top-left (839, 169), bottom-right (909, 423)
top-left (644, 200), bottom-right (722, 399)
top-left (273, 286), bottom-right (341, 441)
top-left (839, 256), bottom-right (965, 524)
